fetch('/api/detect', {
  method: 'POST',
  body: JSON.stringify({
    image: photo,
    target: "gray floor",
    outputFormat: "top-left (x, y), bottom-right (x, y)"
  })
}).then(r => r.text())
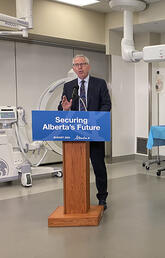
top-left (1, 159), bottom-right (165, 258)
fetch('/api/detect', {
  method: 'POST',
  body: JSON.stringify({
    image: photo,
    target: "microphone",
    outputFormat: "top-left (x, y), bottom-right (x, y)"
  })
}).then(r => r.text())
top-left (72, 84), bottom-right (79, 100)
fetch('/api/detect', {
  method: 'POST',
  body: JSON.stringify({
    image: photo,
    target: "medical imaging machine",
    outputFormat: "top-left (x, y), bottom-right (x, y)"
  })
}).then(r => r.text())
top-left (0, 104), bottom-right (63, 187)
top-left (0, 71), bottom-right (76, 187)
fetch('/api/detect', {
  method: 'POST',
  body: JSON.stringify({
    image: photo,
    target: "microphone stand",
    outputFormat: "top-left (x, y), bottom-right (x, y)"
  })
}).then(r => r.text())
top-left (72, 86), bottom-right (87, 111)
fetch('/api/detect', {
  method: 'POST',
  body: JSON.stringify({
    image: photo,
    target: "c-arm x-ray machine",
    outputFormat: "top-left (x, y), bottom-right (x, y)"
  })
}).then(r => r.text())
top-left (0, 105), bottom-right (63, 187)
top-left (0, 70), bottom-right (76, 187)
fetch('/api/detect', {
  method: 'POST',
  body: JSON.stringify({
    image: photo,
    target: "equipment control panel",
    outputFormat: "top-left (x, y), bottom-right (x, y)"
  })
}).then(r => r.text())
top-left (0, 106), bottom-right (17, 124)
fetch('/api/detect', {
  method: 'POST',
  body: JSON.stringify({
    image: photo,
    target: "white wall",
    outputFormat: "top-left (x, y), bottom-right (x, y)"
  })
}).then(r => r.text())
top-left (16, 42), bottom-right (73, 122)
top-left (135, 61), bottom-right (149, 147)
top-left (0, 41), bottom-right (16, 106)
top-left (111, 55), bottom-right (135, 157)
top-left (112, 57), bottom-right (165, 158)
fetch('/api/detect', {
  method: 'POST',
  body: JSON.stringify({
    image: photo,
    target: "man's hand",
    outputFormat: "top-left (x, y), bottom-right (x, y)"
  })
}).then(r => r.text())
top-left (62, 95), bottom-right (72, 111)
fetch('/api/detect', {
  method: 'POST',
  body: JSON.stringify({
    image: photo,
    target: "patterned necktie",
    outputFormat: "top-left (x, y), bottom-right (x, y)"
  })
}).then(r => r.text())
top-left (80, 80), bottom-right (86, 111)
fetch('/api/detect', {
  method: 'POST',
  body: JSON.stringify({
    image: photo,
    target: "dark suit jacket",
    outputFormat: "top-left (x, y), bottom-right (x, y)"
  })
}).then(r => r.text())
top-left (58, 76), bottom-right (111, 111)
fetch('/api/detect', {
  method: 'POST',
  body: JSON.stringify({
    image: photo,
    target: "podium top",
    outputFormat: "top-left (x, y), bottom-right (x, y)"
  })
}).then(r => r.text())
top-left (32, 110), bottom-right (111, 142)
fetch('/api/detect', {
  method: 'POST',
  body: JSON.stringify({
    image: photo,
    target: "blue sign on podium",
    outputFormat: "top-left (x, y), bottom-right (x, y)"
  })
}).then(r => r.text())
top-left (32, 111), bottom-right (111, 142)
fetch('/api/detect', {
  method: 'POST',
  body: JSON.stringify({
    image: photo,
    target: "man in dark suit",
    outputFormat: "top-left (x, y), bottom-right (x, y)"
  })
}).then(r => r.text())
top-left (58, 54), bottom-right (111, 210)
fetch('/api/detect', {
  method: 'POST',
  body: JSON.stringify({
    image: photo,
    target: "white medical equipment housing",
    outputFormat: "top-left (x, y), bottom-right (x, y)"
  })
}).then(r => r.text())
top-left (0, 0), bottom-right (33, 38)
top-left (109, 0), bottom-right (165, 63)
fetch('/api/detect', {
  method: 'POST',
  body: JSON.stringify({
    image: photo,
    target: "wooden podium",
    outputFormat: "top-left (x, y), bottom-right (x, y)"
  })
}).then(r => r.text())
top-left (48, 141), bottom-right (104, 227)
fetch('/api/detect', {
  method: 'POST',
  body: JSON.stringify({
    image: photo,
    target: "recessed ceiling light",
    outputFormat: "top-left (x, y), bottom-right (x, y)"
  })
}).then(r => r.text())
top-left (54, 0), bottom-right (99, 7)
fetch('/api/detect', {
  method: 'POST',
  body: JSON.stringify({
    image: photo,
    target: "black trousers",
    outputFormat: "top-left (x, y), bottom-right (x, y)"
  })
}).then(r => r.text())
top-left (90, 142), bottom-right (108, 201)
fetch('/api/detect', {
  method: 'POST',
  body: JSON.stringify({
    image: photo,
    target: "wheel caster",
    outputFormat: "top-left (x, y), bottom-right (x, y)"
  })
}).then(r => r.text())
top-left (6, 181), bottom-right (13, 185)
top-left (142, 162), bottom-right (146, 167)
top-left (146, 166), bottom-right (150, 170)
top-left (21, 173), bottom-right (32, 187)
top-left (157, 171), bottom-right (161, 176)
top-left (54, 171), bottom-right (63, 178)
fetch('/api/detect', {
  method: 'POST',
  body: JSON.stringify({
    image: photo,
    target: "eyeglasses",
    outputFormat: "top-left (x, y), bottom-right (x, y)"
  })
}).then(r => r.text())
top-left (73, 62), bottom-right (88, 67)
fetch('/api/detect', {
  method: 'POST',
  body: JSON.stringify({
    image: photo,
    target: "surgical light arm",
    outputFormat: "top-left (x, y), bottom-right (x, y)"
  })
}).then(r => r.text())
top-left (109, 0), bottom-right (165, 63)
top-left (0, 0), bottom-right (33, 38)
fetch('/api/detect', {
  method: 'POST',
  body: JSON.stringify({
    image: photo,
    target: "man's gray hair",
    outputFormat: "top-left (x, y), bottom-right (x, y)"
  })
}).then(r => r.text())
top-left (72, 54), bottom-right (89, 65)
